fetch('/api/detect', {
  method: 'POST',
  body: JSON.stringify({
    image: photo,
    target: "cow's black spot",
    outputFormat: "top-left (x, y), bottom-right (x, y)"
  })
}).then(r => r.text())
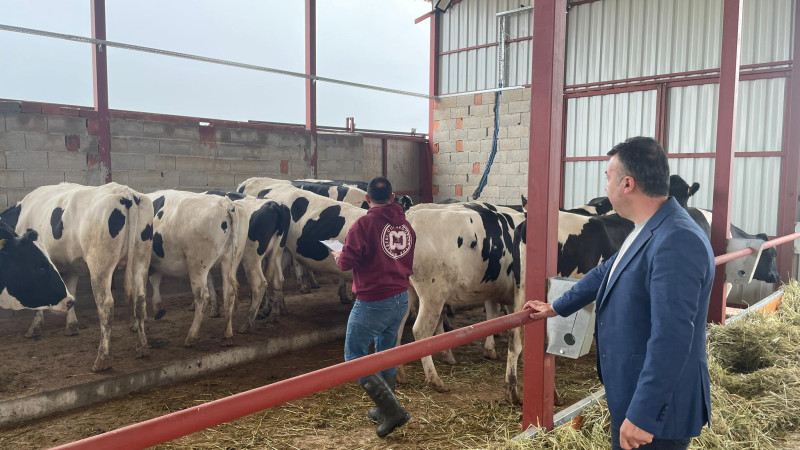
top-left (0, 204), bottom-right (22, 229)
top-left (108, 208), bottom-right (126, 238)
top-left (248, 203), bottom-right (283, 256)
top-left (157, 211), bottom-right (164, 220)
top-left (221, 221), bottom-right (228, 231)
top-left (471, 240), bottom-right (477, 248)
top-left (257, 189), bottom-right (272, 198)
top-left (464, 203), bottom-right (515, 283)
top-left (120, 198), bottom-right (133, 209)
top-left (226, 192), bottom-right (245, 201)
top-left (133, 195), bottom-right (140, 205)
top-left (360, 201), bottom-right (369, 210)
top-left (50, 208), bottom-right (64, 240)
top-left (296, 205), bottom-right (346, 261)
top-left (141, 224), bottom-right (153, 241)
top-left (0, 224), bottom-right (68, 309)
top-left (237, 185), bottom-right (246, 194)
top-left (485, 203), bottom-right (497, 212)
top-left (431, 278), bottom-right (435, 283)
top-left (469, 218), bottom-right (473, 224)
top-left (336, 186), bottom-right (348, 202)
top-left (153, 196), bottom-right (166, 217)
top-left (291, 197), bottom-right (309, 222)
top-left (153, 232), bottom-right (165, 258)
top-left (457, 236), bottom-right (463, 248)
top-left (205, 189), bottom-right (226, 197)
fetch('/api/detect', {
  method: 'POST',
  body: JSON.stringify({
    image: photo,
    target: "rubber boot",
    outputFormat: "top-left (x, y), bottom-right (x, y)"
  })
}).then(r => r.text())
top-left (368, 373), bottom-right (396, 423)
top-left (360, 374), bottom-right (410, 437)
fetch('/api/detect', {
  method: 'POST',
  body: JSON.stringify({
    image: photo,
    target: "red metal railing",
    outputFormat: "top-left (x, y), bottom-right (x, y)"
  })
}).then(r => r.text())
top-left (54, 308), bottom-right (537, 450)
top-left (54, 231), bottom-right (800, 449)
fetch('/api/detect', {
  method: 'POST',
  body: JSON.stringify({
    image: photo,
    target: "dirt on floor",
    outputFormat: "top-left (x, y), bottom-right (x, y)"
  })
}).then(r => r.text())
top-left (0, 275), bottom-right (601, 449)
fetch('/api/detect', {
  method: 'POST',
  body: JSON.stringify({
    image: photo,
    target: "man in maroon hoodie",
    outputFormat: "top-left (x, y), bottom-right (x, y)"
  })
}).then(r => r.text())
top-left (332, 176), bottom-right (415, 438)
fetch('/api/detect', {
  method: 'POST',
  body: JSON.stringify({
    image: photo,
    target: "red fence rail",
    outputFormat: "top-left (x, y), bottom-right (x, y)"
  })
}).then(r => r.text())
top-left (54, 231), bottom-right (800, 449)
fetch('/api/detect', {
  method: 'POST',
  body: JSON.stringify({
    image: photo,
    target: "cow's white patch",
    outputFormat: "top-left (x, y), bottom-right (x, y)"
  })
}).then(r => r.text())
top-left (382, 223), bottom-right (412, 259)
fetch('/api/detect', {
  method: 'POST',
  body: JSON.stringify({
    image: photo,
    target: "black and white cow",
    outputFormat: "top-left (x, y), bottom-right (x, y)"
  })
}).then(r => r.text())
top-left (399, 202), bottom-right (525, 392)
top-left (0, 183), bottom-right (153, 372)
top-left (239, 182), bottom-right (367, 314)
top-left (146, 190), bottom-right (244, 347)
top-left (0, 222), bottom-right (74, 312)
top-left (205, 190), bottom-right (291, 333)
top-left (293, 179), bottom-right (415, 211)
top-left (564, 175), bottom-right (700, 216)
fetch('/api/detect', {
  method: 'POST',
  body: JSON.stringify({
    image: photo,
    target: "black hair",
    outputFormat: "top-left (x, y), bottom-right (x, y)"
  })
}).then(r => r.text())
top-left (607, 136), bottom-right (669, 197)
top-left (367, 177), bottom-right (393, 203)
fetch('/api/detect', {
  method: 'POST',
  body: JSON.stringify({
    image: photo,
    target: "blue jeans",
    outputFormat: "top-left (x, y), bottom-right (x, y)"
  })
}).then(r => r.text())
top-left (344, 291), bottom-right (409, 383)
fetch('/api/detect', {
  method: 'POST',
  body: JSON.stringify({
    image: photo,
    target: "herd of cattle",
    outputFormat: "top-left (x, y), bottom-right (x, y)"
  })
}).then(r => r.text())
top-left (0, 175), bottom-right (780, 405)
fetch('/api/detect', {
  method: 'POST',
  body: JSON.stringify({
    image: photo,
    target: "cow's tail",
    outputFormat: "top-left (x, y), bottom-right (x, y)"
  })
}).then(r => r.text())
top-left (221, 196), bottom-right (243, 295)
top-left (123, 190), bottom-right (154, 306)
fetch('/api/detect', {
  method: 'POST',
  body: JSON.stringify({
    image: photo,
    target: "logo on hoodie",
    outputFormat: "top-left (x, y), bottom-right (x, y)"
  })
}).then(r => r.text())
top-left (381, 223), bottom-right (412, 259)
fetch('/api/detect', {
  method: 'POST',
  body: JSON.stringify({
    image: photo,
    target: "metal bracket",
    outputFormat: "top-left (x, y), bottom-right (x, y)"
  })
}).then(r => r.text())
top-left (725, 238), bottom-right (765, 285)
top-left (545, 277), bottom-right (594, 359)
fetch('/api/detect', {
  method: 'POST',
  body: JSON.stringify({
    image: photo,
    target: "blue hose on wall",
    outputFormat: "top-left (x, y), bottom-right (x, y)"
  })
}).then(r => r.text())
top-left (472, 89), bottom-right (501, 200)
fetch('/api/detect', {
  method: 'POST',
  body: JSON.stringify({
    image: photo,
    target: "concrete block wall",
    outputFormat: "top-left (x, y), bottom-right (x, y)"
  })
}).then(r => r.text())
top-left (431, 88), bottom-right (530, 207)
top-left (0, 106), bottom-right (102, 208)
top-left (315, 133), bottom-right (364, 181)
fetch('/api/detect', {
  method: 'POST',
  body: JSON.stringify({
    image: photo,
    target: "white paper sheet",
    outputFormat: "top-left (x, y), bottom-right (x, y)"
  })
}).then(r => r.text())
top-left (320, 239), bottom-right (344, 252)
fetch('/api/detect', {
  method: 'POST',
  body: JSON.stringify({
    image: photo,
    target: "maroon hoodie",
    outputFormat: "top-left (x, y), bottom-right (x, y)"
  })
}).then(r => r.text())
top-left (336, 202), bottom-right (415, 301)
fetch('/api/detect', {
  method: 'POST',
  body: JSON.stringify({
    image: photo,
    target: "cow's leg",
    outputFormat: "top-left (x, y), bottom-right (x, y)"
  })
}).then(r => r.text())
top-left (149, 272), bottom-right (167, 320)
top-left (206, 275), bottom-right (221, 318)
top-left (435, 313), bottom-right (457, 365)
top-left (262, 247), bottom-right (286, 322)
top-left (412, 291), bottom-right (449, 392)
top-left (219, 258), bottom-right (238, 347)
top-left (337, 278), bottom-right (351, 305)
top-left (185, 269), bottom-right (212, 347)
top-left (293, 258), bottom-right (313, 294)
top-left (62, 275), bottom-right (80, 336)
top-left (308, 270), bottom-right (321, 289)
top-left (24, 311), bottom-right (44, 339)
top-left (394, 301), bottom-right (412, 384)
top-left (505, 318), bottom-right (523, 405)
top-left (483, 300), bottom-right (500, 360)
top-left (88, 271), bottom-right (115, 372)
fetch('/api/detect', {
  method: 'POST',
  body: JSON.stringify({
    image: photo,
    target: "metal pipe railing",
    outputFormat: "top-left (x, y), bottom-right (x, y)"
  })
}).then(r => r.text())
top-left (714, 231), bottom-right (800, 265)
top-left (54, 309), bottom-right (538, 450)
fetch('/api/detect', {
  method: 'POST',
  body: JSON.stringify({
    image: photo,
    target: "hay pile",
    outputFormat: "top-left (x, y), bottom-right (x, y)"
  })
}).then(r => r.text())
top-left (502, 281), bottom-right (800, 449)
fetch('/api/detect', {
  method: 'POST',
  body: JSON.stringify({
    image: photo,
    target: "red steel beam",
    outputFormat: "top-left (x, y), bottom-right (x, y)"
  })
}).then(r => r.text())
top-left (709, 0), bottom-right (743, 325)
top-left (420, 9), bottom-right (440, 204)
top-left (776, 1), bottom-right (800, 283)
top-left (53, 309), bottom-right (540, 450)
top-left (90, 0), bottom-right (111, 183)
top-left (305, 0), bottom-right (318, 178)
top-left (524, 0), bottom-right (567, 431)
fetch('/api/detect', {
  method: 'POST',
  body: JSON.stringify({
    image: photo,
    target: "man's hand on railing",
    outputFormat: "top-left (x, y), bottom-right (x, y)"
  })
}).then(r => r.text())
top-left (524, 300), bottom-right (558, 320)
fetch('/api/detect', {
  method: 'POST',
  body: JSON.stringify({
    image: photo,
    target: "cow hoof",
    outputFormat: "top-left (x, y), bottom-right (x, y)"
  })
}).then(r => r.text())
top-left (155, 309), bottom-right (166, 320)
top-left (91, 359), bottom-right (112, 372)
top-left (24, 330), bottom-right (41, 339)
top-left (221, 337), bottom-right (234, 347)
top-left (429, 379), bottom-right (449, 392)
top-left (188, 304), bottom-right (195, 312)
top-left (129, 324), bottom-right (138, 333)
top-left (237, 324), bottom-right (251, 334)
top-left (483, 349), bottom-right (498, 360)
top-left (136, 347), bottom-right (150, 359)
top-left (64, 328), bottom-right (79, 337)
top-left (554, 389), bottom-right (564, 406)
top-left (339, 296), bottom-right (352, 305)
top-left (505, 387), bottom-right (522, 405)
top-left (396, 372), bottom-right (407, 384)
top-left (299, 287), bottom-right (311, 294)
top-left (184, 338), bottom-right (196, 348)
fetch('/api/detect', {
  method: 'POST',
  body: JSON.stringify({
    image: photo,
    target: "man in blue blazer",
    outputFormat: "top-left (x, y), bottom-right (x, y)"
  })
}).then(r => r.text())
top-left (527, 137), bottom-right (714, 449)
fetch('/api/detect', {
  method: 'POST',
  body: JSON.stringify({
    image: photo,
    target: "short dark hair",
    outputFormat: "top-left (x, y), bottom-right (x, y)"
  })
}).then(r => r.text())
top-left (367, 177), bottom-right (393, 203)
top-left (607, 136), bottom-right (669, 197)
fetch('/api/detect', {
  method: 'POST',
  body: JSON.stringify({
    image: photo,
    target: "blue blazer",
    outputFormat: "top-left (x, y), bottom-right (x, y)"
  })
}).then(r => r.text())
top-left (553, 198), bottom-right (714, 439)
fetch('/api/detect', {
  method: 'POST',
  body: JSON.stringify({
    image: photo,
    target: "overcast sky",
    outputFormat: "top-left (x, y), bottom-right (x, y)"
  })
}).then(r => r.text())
top-left (0, 0), bottom-right (432, 132)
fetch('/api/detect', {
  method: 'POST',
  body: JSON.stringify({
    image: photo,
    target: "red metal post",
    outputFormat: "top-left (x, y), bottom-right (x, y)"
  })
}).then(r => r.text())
top-left (776, 2), bottom-right (800, 283)
top-left (524, 0), bottom-right (566, 431)
top-left (420, 9), bottom-right (440, 204)
top-left (708, 0), bottom-right (743, 324)
top-left (54, 309), bottom-right (541, 450)
top-left (91, 0), bottom-right (112, 183)
top-left (305, 0), bottom-right (318, 178)
top-left (381, 138), bottom-right (388, 177)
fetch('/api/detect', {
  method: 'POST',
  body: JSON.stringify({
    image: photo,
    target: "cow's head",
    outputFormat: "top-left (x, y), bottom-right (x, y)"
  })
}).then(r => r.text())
top-left (669, 175), bottom-right (700, 208)
top-left (753, 233), bottom-right (781, 283)
top-left (397, 195), bottom-right (414, 212)
top-left (0, 223), bottom-right (74, 311)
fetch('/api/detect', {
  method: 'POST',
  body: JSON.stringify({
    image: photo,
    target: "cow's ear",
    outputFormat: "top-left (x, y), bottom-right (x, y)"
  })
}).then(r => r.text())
top-left (0, 222), bottom-right (15, 240)
top-left (756, 233), bottom-right (769, 241)
top-left (690, 183), bottom-right (700, 196)
top-left (22, 228), bottom-right (38, 242)
top-left (520, 195), bottom-right (527, 208)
